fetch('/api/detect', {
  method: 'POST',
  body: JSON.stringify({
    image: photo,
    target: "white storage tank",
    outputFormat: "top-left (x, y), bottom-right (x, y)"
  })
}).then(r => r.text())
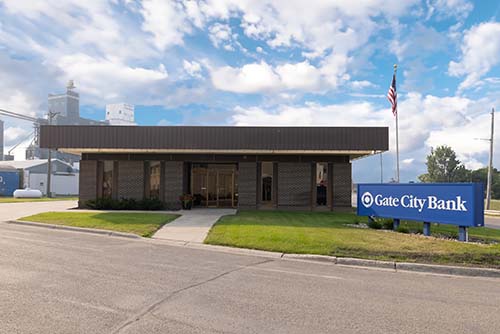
top-left (13, 188), bottom-right (43, 198)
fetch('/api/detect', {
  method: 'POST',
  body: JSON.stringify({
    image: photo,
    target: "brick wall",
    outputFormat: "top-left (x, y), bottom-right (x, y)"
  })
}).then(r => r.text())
top-left (79, 160), bottom-right (97, 207)
top-left (117, 161), bottom-right (144, 199)
top-left (238, 162), bottom-right (257, 209)
top-left (164, 161), bottom-right (184, 206)
top-left (277, 162), bottom-right (312, 209)
top-left (332, 162), bottom-right (352, 208)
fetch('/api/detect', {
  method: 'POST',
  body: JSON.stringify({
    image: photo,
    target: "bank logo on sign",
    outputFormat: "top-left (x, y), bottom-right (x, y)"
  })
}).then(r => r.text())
top-left (361, 192), bottom-right (374, 208)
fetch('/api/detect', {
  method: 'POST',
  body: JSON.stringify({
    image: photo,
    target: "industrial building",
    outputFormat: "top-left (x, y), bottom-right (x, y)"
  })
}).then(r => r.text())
top-left (105, 103), bottom-right (136, 125)
top-left (40, 125), bottom-right (388, 210)
top-left (0, 159), bottom-right (79, 196)
top-left (47, 80), bottom-right (105, 126)
top-left (1, 81), bottom-right (136, 163)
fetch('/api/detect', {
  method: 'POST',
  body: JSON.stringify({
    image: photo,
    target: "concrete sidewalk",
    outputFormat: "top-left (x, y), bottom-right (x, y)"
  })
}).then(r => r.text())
top-left (152, 208), bottom-right (236, 243)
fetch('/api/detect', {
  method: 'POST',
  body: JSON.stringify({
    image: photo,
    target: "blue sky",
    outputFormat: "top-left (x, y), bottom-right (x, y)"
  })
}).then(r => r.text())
top-left (0, 0), bottom-right (499, 182)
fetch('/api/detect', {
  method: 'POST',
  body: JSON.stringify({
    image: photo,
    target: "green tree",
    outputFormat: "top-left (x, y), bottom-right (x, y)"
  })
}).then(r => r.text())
top-left (471, 167), bottom-right (500, 199)
top-left (418, 145), bottom-right (469, 183)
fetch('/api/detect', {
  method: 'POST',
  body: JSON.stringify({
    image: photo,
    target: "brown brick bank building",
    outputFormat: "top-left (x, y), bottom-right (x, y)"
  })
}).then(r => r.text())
top-left (40, 125), bottom-right (388, 210)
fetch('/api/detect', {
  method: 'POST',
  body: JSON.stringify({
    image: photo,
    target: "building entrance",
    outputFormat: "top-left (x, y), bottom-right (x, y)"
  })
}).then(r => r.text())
top-left (191, 164), bottom-right (238, 208)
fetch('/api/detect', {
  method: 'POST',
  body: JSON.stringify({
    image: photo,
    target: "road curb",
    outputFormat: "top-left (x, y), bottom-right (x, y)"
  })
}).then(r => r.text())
top-left (281, 254), bottom-right (337, 263)
top-left (6, 220), bottom-right (142, 239)
top-left (336, 257), bottom-right (396, 269)
top-left (485, 210), bottom-right (500, 217)
top-left (395, 262), bottom-right (500, 278)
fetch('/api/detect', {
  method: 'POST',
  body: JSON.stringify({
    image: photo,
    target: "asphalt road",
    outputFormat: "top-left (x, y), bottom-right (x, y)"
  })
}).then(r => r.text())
top-left (485, 215), bottom-right (500, 229)
top-left (1, 223), bottom-right (500, 334)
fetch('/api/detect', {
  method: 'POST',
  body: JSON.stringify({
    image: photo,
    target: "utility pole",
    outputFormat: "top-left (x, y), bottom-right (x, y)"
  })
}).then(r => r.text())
top-left (486, 108), bottom-right (495, 210)
top-left (46, 111), bottom-right (59, 198)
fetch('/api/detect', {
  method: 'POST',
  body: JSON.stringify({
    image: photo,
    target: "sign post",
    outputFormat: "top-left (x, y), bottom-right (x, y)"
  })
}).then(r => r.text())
top-left (357, 183), bottom-right (484, 242)
top-left (459, 226), bottom-right (469, 242)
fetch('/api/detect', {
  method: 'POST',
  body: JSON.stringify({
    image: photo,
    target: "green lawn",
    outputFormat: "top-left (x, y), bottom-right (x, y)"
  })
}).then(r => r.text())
top-left (488, 199), bottom-right (500, 211)
top-left (20, 212), bottom-right (179, 237)
top-left (205, 211), bottom-right (500, 268)
top-left (0, 197), bottom-right (78, 203)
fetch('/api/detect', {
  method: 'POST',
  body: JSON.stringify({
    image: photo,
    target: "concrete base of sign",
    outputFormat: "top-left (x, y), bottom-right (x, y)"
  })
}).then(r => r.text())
top-left (458, 226), bottom-right (469, 242)
top-left (423, 222), bottom-right (431, 236)
top-left (393, 218), bottom-right (400, 231)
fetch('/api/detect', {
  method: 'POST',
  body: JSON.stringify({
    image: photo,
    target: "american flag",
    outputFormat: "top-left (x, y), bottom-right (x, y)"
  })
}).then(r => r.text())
top-left (387, 73), bottom-right (397, 116)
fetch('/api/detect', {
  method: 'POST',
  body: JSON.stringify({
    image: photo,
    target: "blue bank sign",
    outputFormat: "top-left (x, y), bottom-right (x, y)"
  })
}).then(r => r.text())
top-left (357, 183), bottom-right (484, 227)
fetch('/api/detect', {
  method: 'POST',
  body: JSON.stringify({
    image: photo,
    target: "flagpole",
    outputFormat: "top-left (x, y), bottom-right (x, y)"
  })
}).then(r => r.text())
top-left (394, 64), bottom-right (400, 183)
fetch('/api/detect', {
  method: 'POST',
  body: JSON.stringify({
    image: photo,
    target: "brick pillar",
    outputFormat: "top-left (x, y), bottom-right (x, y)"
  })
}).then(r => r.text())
top-left (117, 161), bottom-right (144, 199)
top-left (332, 162), bottom-right (352, 209)
top-left (164, 161), bottom-right (184, 209)
top-left (79, 160), bottom-right (97, 208)
top-left (238, 162), bottom-right (257, 209)
top-left (277, 162), bottom-right (312, 210)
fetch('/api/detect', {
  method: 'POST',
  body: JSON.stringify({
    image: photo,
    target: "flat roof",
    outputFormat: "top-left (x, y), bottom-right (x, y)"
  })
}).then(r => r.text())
top-left (40, 125), bottom-right (389, 158)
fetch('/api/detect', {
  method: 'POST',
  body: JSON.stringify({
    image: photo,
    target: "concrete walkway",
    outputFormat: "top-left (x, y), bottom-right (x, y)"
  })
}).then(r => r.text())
top-left (152, 208), bottom-right (236, 243)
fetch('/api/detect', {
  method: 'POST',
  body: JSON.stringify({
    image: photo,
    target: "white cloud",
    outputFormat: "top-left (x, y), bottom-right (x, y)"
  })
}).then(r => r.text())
top-left (402, 158), bottom-right (415, 165)
top-left (426, 111), bottom-right (497, 162)
top-left (350, 80), bottom-right (376, 90)
top-left (426, 0), bottom-right (473, 21)
top-left (57, 54), bottom-right (168, 101)
top-left (231, 101), bottom-right (384, 127)
top-left (220, 0), bottom-right (418, 56)
top-left (391, 24), bottom-right (447, 61)
top-left (183, 60), bottom-right (203, 78)
top-left (209, 57), bottom-right (350, 94)
top-left (208, 23), bottom-right (234, 49)
top-left (1, 0), bottom-right (155, 61)
top-left (449, 22), bottom-right (500, 90)
top-left (210, 61), bottom-right (281, 93)
top-left (140, 0), bottom-right (192, 50)
top-left (4, 126), bottom-right (30, 146)
top-left (275, 61), bottom-right (322, 91)
top-left (0, 90), bottom-right (40, 118)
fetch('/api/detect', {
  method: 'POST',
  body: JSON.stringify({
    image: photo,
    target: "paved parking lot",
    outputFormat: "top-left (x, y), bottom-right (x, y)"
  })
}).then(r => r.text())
top-left (0, 223), bottom-right (500, 334)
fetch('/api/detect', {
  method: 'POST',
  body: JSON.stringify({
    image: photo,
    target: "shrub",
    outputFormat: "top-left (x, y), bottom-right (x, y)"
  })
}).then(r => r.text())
top-left (164, 201), bottom-right (182, 211)
top-left (367, 219), bottom-right (382, 229)
top-left (86, 197), bottom-right (120, 210)
top-left (396, 226), bottom-right (410, 234)
top-left (138, 198), bottom-right (165, 210)
top-left (85, 197), bottom-right (168, 211)
top-left (381, 219), bottom-right (394, 230)
top-left (117, 198), bottom-right (139, 210)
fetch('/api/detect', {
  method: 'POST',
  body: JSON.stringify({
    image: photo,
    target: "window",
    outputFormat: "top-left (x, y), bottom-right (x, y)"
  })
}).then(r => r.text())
top-left (316, 162), bottom-right (328, 206)
top-left (261, 162), bottom-right (273, 203)
top-left (149, 161), bottom-right (161, 199)
top-left (102, 161), bottom-right (114, 198)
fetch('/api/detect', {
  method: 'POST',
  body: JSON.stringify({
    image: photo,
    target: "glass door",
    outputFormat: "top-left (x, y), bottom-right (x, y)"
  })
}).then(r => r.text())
top-left (191, 163), bottom-right (238, 208)
top-left (192, 165), bottom-right (208, 207)
top-left (218, 171), bottom-right (234, 207)
top-left (207, 169), bottom-right (218, 207)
